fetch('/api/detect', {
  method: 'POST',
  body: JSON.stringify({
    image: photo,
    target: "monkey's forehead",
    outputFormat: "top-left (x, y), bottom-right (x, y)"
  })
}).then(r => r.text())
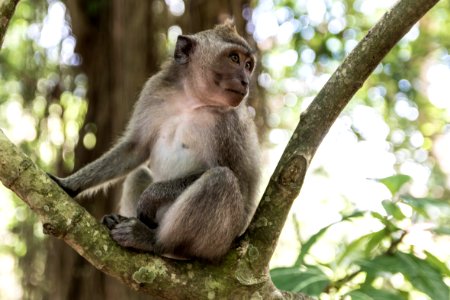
top-left (196, 28), bottom-right (255, 55)
top-left (220, 36), bottom-right (255, 55)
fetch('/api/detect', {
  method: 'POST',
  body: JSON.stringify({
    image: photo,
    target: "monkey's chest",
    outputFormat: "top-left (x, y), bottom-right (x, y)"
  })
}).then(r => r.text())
top-left (149, 115), bottom-right (213, 181)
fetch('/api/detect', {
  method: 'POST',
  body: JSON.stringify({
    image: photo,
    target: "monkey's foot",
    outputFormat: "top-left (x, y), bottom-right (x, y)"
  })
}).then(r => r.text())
top-left (101, 213), bottom-right (128, 230)
top-left (137, 211), bottom-right (158, 229)
top-left (109, 217), bottom-right (156, 252)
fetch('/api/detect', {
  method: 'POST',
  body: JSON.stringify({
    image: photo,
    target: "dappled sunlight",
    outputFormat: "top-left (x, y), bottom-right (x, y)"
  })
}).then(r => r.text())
top-left (427, 62), bottom-right (450, 112)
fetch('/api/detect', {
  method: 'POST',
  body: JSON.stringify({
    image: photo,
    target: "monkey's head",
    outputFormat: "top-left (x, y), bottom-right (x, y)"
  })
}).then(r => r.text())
top-left (174, 21), bottom-right (256, 107)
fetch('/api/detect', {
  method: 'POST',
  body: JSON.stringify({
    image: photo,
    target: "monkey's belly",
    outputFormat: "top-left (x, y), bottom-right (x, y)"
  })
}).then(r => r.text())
top-left (149, 109), bottom-right (215, 181)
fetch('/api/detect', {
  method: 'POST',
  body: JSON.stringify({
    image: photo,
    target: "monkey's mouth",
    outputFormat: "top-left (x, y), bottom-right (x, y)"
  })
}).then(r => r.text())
top-left (225, 88), bottom-right (246, 97)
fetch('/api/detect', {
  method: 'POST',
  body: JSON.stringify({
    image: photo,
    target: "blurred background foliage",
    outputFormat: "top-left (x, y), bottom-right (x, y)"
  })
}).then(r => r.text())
top-left (0, 0), bottom-right (449, 299)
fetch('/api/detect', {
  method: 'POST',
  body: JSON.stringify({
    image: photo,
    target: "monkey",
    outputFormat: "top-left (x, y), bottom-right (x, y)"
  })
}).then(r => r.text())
top-left (49, 21), bottom-right (260, 262)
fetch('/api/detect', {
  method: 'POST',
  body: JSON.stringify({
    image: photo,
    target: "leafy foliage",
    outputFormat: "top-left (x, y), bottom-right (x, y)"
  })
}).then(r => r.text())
top-left (271, 172), bottom-right (450, 298)
top-left (358, 252), bottom-right (449, 300)
top-left (271, 265), bottom-right (329, 295)
top-left (347, 286), bottom-right (404, 300)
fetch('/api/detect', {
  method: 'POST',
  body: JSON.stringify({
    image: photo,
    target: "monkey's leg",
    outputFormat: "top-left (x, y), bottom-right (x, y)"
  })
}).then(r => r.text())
top-left (106, 173), bottom-right (203, 252)
top-left (136, 173), bottom-right (203, 228)
top-left (118, 166), bottom-right (153, 217)
top-left (102, 167), bottom-right (151, 230)
top-left (155, 167), bottom-right (246, 261)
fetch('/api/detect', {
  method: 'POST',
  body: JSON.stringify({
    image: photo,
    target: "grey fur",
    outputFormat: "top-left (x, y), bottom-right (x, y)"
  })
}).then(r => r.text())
top-left (51, 22), bottom-right (260, 261)
top-left (119, 167), bottom-right (153, 217)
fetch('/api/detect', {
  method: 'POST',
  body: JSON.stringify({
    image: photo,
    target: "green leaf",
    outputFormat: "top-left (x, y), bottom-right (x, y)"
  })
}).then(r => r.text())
top-left (365, 229), bottom-right (389, 257)
top-left (401, 195), bottom-right (450, 217)
top-left (336, 229), bottom-right (388, 265)
top-left (425, 251), bottom-right (450, 277)
top-left (270, 265), bottom-right (330, 296)
top-left (381, 200), bottom-right (406, 220)
top-left (370, 212), bottom-right (398, 230)
top-left (433, 227), bottom-right (450, 235)
top-left (370, 211), bottom-right (385, 222)
top-left (347, 287), bottom-right (404, 300)
top-left (358, 252), bottom-right (449, 300)
top-left (295, 226), bottom-right (329, 267)
top-left (295, 211), bottom-right (364, 266)
top-left (337, 233), bottom-right (371, 266)
top-left (377, 174), bottom-right (412, 196)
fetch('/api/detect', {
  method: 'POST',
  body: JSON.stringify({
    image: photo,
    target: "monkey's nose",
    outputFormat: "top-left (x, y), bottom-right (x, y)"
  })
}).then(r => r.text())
top-left (241, 79), bottom-right (249, 88)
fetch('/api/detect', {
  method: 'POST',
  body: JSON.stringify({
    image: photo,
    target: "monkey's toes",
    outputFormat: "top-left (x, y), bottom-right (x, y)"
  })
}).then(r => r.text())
top-left (101, 214), bottom-right (128, 229)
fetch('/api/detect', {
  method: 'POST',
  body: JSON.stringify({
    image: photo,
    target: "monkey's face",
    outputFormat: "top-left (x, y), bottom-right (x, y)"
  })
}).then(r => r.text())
top-left (208, 47), bottom-right (255, 107)
top-left (175, 26), bottom-right (256, 108)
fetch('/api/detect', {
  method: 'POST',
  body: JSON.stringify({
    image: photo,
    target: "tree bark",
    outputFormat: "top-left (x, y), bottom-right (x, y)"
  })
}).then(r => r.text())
top-left (0, 0), bottom-right (439, 298)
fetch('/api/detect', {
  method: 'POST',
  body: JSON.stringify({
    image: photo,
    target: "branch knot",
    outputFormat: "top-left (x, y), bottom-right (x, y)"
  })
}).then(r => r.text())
top-left (279, 155), bottom-right (307, 189)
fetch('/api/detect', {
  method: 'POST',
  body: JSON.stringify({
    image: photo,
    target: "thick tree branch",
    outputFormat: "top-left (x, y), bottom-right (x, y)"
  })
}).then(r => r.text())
top-left (0, 0), bottom-right (19, 47)
top-left (0, 0), bottom-right (439, 298)
top-left (247, 0), bottom-right (440, 270)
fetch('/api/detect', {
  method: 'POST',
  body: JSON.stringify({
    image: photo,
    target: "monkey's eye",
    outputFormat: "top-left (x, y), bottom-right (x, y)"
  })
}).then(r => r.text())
top-left (245, 61), bottom-right (253, 71)
top-left (229, 53), bottom-right (240, 64)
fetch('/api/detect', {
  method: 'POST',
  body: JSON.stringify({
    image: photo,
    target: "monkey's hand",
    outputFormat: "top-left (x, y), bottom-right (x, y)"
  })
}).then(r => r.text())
top-left (102, 215), bottom-right (155, 252)
top-left (47, 173), bottom-right (80, 198)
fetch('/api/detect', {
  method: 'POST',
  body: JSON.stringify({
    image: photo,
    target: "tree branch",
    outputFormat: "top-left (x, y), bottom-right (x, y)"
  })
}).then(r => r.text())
top-left (247, 0), bottom-right (440, 270)
top-left (0, 0), bottom-right (20, 47)
top-left (0, 0), bottom-right (439, 298)
top-left (0, 129), bottom-right (312, 299)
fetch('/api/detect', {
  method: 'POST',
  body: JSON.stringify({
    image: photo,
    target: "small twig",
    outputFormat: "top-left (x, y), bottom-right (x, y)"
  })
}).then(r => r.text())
top-left (387, 230), bottom-right (407, 255)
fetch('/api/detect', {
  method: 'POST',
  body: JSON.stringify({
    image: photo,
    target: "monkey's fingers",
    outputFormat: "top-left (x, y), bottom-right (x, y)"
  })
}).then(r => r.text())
top-left (101, 213), bottom-right (128, 229)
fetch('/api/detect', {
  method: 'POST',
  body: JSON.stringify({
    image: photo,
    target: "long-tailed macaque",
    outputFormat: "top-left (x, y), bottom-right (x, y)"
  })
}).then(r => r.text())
top-left (50, 21), bottom-right (260, 261)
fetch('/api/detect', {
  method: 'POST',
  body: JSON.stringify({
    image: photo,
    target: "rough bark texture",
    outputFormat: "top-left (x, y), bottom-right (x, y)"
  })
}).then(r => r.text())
top-left (0, 0), bottom-right (439, 298)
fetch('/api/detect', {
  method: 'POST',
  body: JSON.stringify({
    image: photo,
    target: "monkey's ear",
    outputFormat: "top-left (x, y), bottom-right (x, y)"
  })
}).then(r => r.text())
top-left (174, 35), bottom-right (196, 64)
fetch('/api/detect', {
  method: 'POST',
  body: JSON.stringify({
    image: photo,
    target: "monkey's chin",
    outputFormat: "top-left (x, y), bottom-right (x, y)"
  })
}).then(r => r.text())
top-left (224, 89), bottom-right (246, 106)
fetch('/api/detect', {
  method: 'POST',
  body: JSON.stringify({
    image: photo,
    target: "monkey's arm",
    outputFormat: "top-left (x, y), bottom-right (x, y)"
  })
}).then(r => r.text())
top-left (51, 139), bottom-right (148, 197)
